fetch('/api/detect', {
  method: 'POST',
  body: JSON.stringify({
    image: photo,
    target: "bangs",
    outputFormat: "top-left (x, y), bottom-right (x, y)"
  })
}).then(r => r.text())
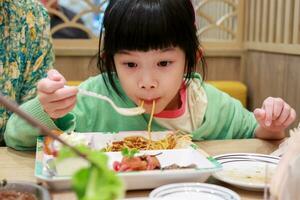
top-left (104, 0), bottom-right (195, 52)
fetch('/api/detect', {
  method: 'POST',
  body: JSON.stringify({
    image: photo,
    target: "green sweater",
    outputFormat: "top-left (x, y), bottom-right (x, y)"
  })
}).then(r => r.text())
top-left (4, 73), bottom-right (258, 150)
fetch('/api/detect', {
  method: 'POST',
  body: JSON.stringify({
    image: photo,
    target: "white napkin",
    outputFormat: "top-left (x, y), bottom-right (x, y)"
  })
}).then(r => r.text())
top-left (270, 125), bottom-right (300, 157)
top-left (270, 123), bottom-right (300, 200)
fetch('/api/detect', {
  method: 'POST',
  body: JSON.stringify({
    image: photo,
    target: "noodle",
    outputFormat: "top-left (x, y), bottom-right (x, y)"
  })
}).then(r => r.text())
top-left (147, 100), bottom-right (155, 146)
top-left (104, 132), bottom-right (191, 152)
top-left (140, 100), bottom-right (144, 109)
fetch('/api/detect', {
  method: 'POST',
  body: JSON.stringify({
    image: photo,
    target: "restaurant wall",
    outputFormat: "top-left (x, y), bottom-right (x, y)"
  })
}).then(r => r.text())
top-left (55, 56), bottom-right (98, 80)
top-left (205, 57), bottom-right (242, 81)
top-left (244, 50), bottom-right (300, 128)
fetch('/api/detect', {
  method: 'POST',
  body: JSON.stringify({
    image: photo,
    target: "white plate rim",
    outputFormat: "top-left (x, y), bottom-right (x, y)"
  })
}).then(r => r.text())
top-left (213, 153), bottom-right (280, 161)
top-left (212, 153), bottom-right (280, 190)
top-left (149, 182), bottom-right (240, 200)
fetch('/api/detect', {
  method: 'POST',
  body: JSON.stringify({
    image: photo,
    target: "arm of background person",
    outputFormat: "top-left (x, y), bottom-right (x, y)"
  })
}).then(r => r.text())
top-left (19, 0), bottom-right (54, 104)
top-left (0, 0), bottom-right (54, 142)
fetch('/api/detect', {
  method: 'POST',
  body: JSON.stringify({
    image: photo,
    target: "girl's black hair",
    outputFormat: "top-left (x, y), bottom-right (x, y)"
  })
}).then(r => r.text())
top-left (97, 0), bottom-right (207, 95)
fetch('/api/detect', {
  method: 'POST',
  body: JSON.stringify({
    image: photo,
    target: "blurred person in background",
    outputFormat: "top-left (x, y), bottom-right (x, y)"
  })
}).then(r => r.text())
top-left (41, 0), bottom-right (89, 39)
top-left (0, 0), bottom-right (54, 146)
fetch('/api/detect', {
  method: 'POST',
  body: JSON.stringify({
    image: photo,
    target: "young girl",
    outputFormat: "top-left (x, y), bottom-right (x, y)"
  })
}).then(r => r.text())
top-left (4, 0), bottom-right (296, 150)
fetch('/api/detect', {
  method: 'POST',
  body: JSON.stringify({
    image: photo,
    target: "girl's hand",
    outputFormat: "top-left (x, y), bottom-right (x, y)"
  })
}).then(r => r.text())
top-left (37, 69), bottom-right (78, 119)
top-left (254, 97), bottom-right (296, 133)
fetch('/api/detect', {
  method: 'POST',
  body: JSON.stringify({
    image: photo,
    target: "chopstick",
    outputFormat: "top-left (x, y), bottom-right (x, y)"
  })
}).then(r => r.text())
top-left (0, 93), bottom-right (98, 167)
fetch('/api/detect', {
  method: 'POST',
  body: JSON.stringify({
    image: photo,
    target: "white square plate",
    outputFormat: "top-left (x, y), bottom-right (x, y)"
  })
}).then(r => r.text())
top-left (35, 132), bottom-right (221, 190)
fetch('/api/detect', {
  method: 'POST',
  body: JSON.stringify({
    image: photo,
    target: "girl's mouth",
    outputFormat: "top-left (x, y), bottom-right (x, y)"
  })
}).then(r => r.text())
top-left (141, 98), bottom-right (161, 105)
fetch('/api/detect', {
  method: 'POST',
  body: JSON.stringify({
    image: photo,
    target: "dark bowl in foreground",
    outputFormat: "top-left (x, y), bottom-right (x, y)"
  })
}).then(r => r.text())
top-left (0, 181), bottom-right (51, 200)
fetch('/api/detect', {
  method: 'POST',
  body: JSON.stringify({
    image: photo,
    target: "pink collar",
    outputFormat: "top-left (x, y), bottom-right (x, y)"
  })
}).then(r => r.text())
top-left (154, 84), bottom-right (186, 118)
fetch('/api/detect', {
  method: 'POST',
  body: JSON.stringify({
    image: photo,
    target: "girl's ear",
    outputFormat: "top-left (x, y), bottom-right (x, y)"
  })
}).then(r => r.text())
top-left (100, 52), bottom-right (106, 60)
top-left (196, 47), bottom-right (204, 63)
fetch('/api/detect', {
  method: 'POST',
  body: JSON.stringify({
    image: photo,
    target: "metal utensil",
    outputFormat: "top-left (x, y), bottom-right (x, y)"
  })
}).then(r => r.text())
top-left (0, 179), bottom-right (7, 187)
top-left (45, 159), bottom-right (57, 177)
top-left (76, 87), bottom-right (145, 116)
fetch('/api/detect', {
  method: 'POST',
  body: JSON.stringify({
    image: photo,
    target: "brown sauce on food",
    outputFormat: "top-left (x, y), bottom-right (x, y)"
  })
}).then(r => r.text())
top-left (0, 190), bottom-right (37, 200)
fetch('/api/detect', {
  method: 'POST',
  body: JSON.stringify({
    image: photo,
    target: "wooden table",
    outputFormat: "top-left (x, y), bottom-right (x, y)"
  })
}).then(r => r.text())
top-left (0, 139), bottom-right (282, 200)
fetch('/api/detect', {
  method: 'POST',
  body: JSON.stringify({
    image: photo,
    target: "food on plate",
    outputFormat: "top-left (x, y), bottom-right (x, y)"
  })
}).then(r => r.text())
top-left (44, 130), bottom-right (89, 156)
top-left (43, 130), bottom-right (192, 156)
top-left (43, 130), bottom-right (63, 155)
top-left (113, 153), bottom-right (161, 172)
top-left (162, 163), bottom-right (197, 170)
top-left (105, 132), bottom-right (191, 152)
top-left (0, 191), bottom-right (37, 200)
top-left (113, 149), bottom-right (161, 172)
top-left (113, 148), bottom-right (197, 172)
top-left (0, 180), bottom-right (37, 200)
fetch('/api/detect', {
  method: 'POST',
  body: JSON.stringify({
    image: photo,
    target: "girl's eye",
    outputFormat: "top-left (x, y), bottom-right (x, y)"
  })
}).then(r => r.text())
top-left (125, 62), bottom-right (137, 68)
top-left (158, 61), bottom-right (171, 67)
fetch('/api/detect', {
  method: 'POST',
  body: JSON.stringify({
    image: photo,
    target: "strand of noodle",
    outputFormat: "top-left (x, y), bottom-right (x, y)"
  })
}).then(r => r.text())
top-left (146, 100), bottom-right (155, 149)
top-left (140, 100), bottom-right (144, 109)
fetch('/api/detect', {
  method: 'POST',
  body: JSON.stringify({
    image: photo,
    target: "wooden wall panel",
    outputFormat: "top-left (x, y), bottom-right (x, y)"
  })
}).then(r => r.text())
top-left (284, 56), bottom-right (300, 127)
top-left (245, 51), bottom-right (286, 108)
top-left (202, 57), bottom-right (241, 81)
top-left (54, 56), bottom-right (98, 80)
top-left (245, 0), bottom-right (300, 55)
top-left (245, 51), bottom-right (300, 129)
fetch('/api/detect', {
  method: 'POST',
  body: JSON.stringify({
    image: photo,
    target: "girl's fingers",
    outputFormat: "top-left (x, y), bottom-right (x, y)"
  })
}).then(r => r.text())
top-left (275, 103), bottom-right (291, 125)
top-left (48, 99), bottom-right (77, 119)
top-left (38, 70), bottom-right (66, 94)
top-left (43, 95), bottom-right (77, 111)
top-left (254, 108), bottom-right (265, 122)
top-left (257, 97), bottom-right (296, 131)
top-left (39, 87), bottom-right (78, 118)
top-left (39, 87), bottom-right (78, 103)
top-left (47, 69), bottom-right (66, 83)
top-left (283, 108), bottom-right (297, 127)
top-left (37, 78), bottom-right (65, 94)
top-left (262, 98), bottom-right (274, 126)
top-left (273, 98), bottom-right (284, 120)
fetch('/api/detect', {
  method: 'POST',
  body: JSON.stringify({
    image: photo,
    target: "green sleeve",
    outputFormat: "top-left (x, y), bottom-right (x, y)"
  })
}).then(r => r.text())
top-left (4, 74), bottom-right (165, 150)
top-left (192, 83), bottom-right (258, 140)
top-left (4, 97), bottom-right (75, 151)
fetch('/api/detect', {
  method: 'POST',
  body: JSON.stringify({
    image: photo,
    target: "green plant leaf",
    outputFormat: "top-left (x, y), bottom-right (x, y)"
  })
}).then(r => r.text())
top-left (121, 148), bottom-right (139, 158)
top-left (57, 145), bottom-right (124, 200)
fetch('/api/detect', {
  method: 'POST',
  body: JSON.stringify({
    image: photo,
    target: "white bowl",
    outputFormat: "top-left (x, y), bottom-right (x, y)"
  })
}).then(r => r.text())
top-left (149, 182), bottom-right (240, 200)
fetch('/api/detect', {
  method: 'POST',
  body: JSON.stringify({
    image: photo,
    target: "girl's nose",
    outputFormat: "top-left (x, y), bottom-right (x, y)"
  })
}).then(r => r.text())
top-left (138, 78), bottom-right (158, 90)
